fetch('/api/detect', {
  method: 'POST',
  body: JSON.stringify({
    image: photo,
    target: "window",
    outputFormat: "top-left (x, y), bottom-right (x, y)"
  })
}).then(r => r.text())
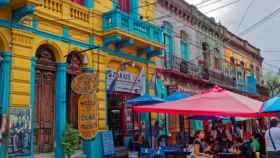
top-left (71, 0), bottom-right (84, 5)
top-left (163, 21), bottom-right (174, 68)
top-left (213, 48), bottom-right (220, 70)
top-left (180, 31), bottom-right (189, 61)
top-left (118, 0), bottom-right (130, 13)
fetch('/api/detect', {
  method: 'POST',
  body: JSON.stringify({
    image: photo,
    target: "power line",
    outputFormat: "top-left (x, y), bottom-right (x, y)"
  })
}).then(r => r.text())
top-left (240, 6), bottom-right (280, 35)
top-left (204, 0), bottom-right (241, 14)
top-left (195, 0), bottom-right (216, 7)
top-left (235, 0), bottom-right (256, 32)
top-left (198, 0), bottom-right (223, 9)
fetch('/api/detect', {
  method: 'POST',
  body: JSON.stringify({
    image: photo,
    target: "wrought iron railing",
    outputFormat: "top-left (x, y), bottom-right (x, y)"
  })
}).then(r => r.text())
top-left (166, 55), bottom-right (257, 93)
top-left (168, 55), bottom-right (203, 78)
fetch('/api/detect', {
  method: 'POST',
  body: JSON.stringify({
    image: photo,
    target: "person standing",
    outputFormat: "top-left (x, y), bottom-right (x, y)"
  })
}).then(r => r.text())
top-left (265, 118), bottom-right (280, 158)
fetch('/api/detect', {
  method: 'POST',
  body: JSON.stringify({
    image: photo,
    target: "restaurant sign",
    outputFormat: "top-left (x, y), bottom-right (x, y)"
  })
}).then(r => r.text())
top-left (78, 94), bottom-right (98, 139)
top-left (106, 69), bottom-right (143, 94)
top-left (72, 73), bottom-right (98, 95)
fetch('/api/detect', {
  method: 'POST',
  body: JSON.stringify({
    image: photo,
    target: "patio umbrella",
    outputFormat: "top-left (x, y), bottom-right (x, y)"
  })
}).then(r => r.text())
top-left (262, 94), bottom-right (280, 112)
top-left (134, 86), bottom-right (275, 117)
top-left (165, 91), bottom-right (191, 101)
top-left (126, 93), bottom-right (165, 105)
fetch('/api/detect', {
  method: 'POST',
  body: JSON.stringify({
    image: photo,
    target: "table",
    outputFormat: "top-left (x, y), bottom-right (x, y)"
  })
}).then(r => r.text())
top-left (215, 153), bottom-right (239, 158)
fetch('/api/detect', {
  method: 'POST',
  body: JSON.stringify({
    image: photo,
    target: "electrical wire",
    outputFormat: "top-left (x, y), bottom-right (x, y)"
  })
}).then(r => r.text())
top-left (198, 0), bottom-right (223, 9)
top-left (239, 6), bottom-right (280, 35)
top-left (204, 0), bottom-right (241, 14)
top-left (235, 0), bottom-right (256, 32)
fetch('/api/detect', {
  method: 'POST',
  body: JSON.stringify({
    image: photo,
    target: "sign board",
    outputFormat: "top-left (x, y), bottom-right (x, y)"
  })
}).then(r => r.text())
top-left (78, 94), bottom-right (98, 139)
top-left (72, 73), bottom-right (98, 95)
top-left (102, 130), bottom-right (115, 156)
top-left (8, 107), bottom-right (32, 156)
top-left (106, 69), bottom-right (143, 94)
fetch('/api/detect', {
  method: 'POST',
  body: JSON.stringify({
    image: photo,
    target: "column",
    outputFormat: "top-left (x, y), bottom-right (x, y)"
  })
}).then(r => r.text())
top-left (55, 63), bottom-right (67, 158)
top-left (0, 52), bottom-right (12, 158)
top-left (84, 0), bottom-right (93, 9)
top-left (30, 57), bottom-right (37, 155)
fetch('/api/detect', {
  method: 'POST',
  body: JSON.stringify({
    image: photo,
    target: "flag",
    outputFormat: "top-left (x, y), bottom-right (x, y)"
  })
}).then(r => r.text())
top-left (152, 72), bottom-right (158, 96)
top-left (139, 68), bottom-right (146, 95)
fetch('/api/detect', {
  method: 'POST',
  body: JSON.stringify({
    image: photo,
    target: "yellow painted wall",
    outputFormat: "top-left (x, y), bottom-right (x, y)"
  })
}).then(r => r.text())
top-left (0, 0), bottom-right (158, 130)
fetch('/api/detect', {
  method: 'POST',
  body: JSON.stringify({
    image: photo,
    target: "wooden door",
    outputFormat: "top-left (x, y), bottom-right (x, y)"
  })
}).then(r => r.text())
top-left (66, 53), bottom-right (81, 129)
top-left (35, 47), bottom-right (56, 153)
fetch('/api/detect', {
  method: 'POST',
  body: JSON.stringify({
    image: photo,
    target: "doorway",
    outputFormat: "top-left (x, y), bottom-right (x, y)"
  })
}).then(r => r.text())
top-left (107, 92), bottom-right (138, 147)
top-left (35, 45), bottom-right (56, 153)
top-left (66, 53), bottom-right (82, 129)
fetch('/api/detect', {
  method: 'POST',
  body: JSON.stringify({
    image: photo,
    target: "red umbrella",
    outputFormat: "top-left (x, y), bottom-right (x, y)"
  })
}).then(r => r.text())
top-left (133, 86), bottom-right (275, 117)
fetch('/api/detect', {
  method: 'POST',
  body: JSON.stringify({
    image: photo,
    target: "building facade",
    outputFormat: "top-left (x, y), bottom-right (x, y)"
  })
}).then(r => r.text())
top-left (0, 0), bottom-right (163, 158)
top-left (154, 0), bottom-right (265, 139)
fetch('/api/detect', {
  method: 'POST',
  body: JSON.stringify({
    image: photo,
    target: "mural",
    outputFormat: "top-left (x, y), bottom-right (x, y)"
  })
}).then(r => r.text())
top-left (8, 108), bottom-right (32, 156)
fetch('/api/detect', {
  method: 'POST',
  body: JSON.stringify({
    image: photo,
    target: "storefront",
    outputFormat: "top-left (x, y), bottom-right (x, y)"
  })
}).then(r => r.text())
top-left (106, 60), bottom-right (147, 147)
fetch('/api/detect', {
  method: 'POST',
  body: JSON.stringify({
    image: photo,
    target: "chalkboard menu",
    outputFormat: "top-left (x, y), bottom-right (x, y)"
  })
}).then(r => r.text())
top-left (102, 131), bottom-right (115, 156)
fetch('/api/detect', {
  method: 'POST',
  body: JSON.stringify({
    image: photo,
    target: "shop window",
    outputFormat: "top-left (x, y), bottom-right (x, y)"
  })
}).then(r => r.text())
top-left (71, 0), bottom-right (84, 5)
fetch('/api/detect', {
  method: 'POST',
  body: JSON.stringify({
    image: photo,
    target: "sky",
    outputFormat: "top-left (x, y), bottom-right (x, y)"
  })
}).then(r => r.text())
top-left (185, 0), bottom-right (280, 73)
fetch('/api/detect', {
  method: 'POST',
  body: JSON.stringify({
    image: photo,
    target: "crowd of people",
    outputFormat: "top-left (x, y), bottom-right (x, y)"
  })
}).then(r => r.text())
top-left (130, 118), bottom-right (280, 158)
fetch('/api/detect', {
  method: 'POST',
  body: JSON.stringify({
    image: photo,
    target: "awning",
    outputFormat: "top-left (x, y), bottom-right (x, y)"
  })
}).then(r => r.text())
top-left (133, 86), bottom-right (275, 117)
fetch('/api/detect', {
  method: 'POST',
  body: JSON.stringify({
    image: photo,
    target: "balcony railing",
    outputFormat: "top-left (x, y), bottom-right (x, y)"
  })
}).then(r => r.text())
top-left (102, 9), bottom-right (163, 44)
top-left (168, 55), bottom-right (203, 79)
top-left (167, 55), bottom-right (257, 94)
top-left (36, 0), bottom-right (91, 27)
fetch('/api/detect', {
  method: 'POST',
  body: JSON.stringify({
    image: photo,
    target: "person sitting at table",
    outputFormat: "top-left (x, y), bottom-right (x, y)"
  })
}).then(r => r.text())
top-left (176, 127), bottom-right (189, 148)
top-left (228, 137), bottom-right (242, 155)
top-left (191, 130), bottom-right (212, 158)
top-left (250, 133), bottom-right (260, 158)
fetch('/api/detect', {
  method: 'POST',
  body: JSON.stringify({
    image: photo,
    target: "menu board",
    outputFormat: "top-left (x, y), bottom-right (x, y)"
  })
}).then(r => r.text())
top-left (102, 131), bottom-right (115, 156)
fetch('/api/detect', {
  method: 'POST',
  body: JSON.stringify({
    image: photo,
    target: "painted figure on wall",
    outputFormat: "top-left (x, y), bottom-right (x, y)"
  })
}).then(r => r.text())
top-left (8, 108), bottom-right (32, 156)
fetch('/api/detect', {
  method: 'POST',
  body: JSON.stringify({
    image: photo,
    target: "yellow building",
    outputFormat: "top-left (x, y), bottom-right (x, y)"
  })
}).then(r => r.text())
top-left (0, 0), bottom-right (163, 157)
top-left (224, 30), bottom-right (263, 93)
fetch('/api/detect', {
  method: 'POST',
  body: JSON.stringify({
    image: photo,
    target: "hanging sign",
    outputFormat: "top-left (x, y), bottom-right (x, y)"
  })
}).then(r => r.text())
top-left (106, 69), bottom-right (143, 94)
top-left (71, 73), bottom-right (98, 94)
top-left (78, 94), bottom-right (98, 139)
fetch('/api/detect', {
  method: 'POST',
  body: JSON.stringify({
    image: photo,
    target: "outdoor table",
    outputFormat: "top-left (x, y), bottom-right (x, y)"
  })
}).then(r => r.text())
top-left (160, 146), bottom-right (185, 158)
top-left (215, 153), bottom-right (239, 158)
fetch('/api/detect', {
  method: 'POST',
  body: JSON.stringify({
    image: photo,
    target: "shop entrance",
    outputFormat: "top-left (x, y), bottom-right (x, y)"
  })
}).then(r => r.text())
top-left (34, 45), bottom-right (56, 153)
top-left (66, 53), bottom-right (82, 129)
top-left (107, 92), bottom-right (138, 147)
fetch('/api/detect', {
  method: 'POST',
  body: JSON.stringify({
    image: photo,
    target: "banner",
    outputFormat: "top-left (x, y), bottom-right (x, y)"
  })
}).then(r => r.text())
top-left (106, 69), bottom-right (143, 94)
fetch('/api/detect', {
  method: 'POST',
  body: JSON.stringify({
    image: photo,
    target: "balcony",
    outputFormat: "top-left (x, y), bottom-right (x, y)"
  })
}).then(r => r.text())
top-left (170, 55), bottom-right (203, 79)
top-left (35, 0), bottom-right (91, 30)
top-left (165, 55), bottom-right (258, 93)
top-left (102, 9), bottom-right (164, 53)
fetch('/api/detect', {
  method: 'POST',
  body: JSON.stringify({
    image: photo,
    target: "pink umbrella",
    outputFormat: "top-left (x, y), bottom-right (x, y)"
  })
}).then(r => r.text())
top-left (134, 86), bottom-right (275, 117)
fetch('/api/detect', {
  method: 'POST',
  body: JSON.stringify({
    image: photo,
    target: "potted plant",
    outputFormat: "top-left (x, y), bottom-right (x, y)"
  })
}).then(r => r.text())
top-left (62, 125), bottom-right (80, 158)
